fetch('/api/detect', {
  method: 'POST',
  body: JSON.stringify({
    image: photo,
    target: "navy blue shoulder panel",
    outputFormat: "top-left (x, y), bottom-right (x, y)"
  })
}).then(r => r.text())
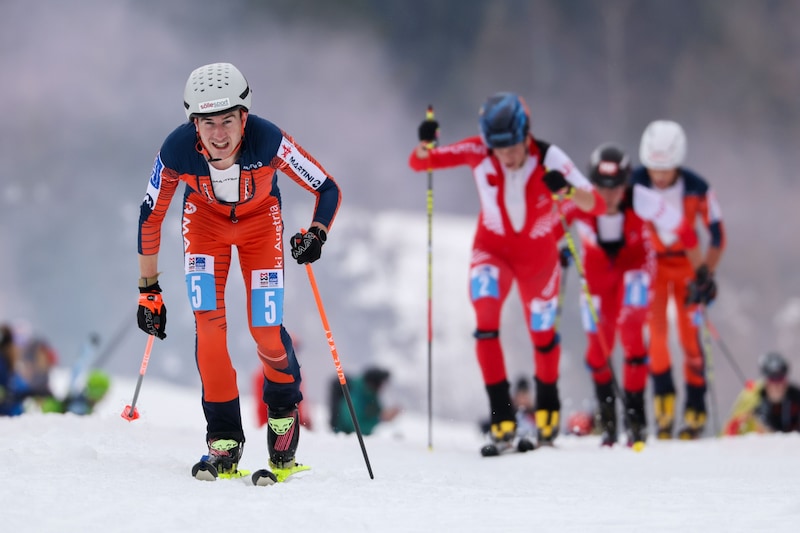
top-left (679, 167), bottom-right (710, 197)
top-left (158, 122), bottom-right (206, 176)
top-left (630, 166), bottom-right (652, 187)
top-left (239, 114), bottom-right (283, 168)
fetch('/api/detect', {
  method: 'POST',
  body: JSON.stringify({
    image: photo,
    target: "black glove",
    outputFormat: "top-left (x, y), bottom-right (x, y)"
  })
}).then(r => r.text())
top-left (137, 282), bottom-right (167, 339)
top-left (687, 265), bottom-right (717, 305)
top-left (543, 170), bottom-right (571, 194)
top-left (290, 226), bottom-right (327, 264)
top-left (418, 118), bottom-right (439, 145)
top-left (558, 246), bottom-right (572, 269)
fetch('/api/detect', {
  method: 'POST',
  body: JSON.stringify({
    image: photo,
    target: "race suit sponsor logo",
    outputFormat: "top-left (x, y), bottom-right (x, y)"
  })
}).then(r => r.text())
top-left (197, 97), bottom-right (231, 112)
top-left (149, 155), bottom-right (163, 189)
top-left (143, 154), bottom-right (163, 211)
top-left (277, 137), bottom-right (327, 189)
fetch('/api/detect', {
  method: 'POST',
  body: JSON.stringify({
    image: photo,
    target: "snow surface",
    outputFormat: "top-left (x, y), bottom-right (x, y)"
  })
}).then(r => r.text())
top-left (2, 372), bottom-right (799, 533)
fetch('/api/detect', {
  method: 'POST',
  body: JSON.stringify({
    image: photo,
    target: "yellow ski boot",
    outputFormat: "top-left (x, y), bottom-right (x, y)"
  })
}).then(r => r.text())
top-left (654, 393), bottom-right (675, 440)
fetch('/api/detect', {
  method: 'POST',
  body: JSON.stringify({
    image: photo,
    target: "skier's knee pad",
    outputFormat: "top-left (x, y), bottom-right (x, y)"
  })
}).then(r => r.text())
top-left (534, 333), bottom-right (560, 354)
top-left (626, 353), bottom-right (648, 366)
top-left (474, 329), bottom-right (499, 340)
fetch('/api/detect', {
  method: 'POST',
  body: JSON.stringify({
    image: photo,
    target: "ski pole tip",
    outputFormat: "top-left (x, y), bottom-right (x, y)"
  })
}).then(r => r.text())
top-left (120, 406), bottom-right (140, 421)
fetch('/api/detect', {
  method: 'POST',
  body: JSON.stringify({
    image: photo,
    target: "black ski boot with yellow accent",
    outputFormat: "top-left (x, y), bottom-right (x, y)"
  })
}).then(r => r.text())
top-left (535, 410), bottom-right (560, 445)
top-left (267, 407), bottom-right (300, 469)
top-left (654, 393), bottom-right (675, 439)
top-left (652, 370), bottom-right (676, 439)
top-left (595, 382), bottom-right (617, 447)
top-left (678, 384), bottom-right (707, 440)
top-left (624, 391), bottom-right (647, 447)
top-left (481, 381), bottom-right (534, 456)
top-left (678, 409), bottom-right (707, 440)
top-left (191, 437), bottom-right (245, 481)
top-left (534, 378), bottom-right (561, 446)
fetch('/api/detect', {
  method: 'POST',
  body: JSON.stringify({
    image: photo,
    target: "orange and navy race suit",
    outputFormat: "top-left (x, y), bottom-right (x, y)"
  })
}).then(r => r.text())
top-left (630, 166), bottom-right (724, 404)
top-left (408, 136), bottom-right (604, 416)
top-left (566, 188), bottom-right (655, 395)
top-left (138, 114), bottom-right (341, 438)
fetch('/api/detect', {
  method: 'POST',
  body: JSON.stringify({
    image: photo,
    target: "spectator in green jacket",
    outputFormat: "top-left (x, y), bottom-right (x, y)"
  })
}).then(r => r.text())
top-left (330, 367), bottom-right (400, 435)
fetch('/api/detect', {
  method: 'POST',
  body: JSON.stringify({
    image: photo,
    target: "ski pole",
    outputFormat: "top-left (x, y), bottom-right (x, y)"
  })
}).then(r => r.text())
top-left (121, 334), bottom-right (155, 421)
top-left (304, 253), bottom-right (374, 479)
top-left (695, 306), bottom-right (721, 435)
top-left (67, 332), bottom-right (101, 399)
top-left (554, 246), bottom-right (571, 331)
top-left (94, 310), bottom-right (136, 370)
top-left (704, 317), bottom-right (748, 386)
top-left (424, 104), bottom-right (436, 451)
top-left (552, 192), bottom-right (638, 444)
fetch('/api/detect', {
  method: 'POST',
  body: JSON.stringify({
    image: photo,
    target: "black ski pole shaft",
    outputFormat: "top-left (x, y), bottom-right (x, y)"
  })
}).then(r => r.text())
top-left (93, 311), bottom-right (136, 370)
top-left (698, 308), bottom-right (721, 435)
top-left (425, 104), bottom-right (436, 451)
top-left (304, 258), bottom-right (374, 479)
top-left (705, 317), bottom-right (748, 386)
top-left (554, 251), bottom-right (569, 331)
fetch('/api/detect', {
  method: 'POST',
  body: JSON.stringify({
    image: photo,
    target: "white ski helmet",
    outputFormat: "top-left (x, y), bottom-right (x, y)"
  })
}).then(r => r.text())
top-left (639, 120), bottom-right (687, 170)
top-left (183, 63), bottom-right (251, 119)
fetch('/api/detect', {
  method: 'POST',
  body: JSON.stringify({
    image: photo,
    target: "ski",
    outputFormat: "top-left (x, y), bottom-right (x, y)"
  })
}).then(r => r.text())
top-left (191, 455), bottom-right (251, 481)
top-left (251, 463), bottom-right (311, 485)
top-left (191, 456), bottom-right (311, 484)
top-left (480, 437), bottom-right (536, 457)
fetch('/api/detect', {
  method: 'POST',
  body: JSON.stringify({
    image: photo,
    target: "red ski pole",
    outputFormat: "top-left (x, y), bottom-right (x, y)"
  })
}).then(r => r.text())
top-left (302, 240), bottom-right (374, 479)
top-left (121, 334), bottom-right (155, 421)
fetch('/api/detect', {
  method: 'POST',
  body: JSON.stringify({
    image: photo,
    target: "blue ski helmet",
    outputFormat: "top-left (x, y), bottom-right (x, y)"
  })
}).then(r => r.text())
top-left (479, 92), bottom-right (530, 148)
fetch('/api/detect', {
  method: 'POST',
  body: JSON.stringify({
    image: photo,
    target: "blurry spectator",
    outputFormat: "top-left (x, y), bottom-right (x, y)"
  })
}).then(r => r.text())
top-left (0, 324), bottom-right (26, 416)
top-left (724, 352), bottom-right (800, 435)
top-left (330, 367), bottom-right (400, 436)
top-left (566, 411), bottom-right (596, 437)
top-left (41, 369), bottom-right (112, 416)
top-left (512, 377), bottom-right (537, 437)
top-left (18, 336), bottom-right (58, 399)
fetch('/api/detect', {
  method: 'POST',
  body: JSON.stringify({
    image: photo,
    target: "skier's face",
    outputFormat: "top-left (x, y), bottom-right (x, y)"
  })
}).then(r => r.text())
top-left (195, 110), bottom-right (247, 166)
top-left (648, 168), bottom-right (679, 189)
top-left (765, 378), bottom-right (788, 403)
top-left (597, 184), bottom-right (626, 214)
top-left (493, 142), bottom-right (527, 170)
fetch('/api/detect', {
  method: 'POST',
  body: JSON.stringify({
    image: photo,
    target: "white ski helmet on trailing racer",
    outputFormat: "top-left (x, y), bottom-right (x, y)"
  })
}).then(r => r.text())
top-left (639, 120), bottom-right (686, 170)
top-left (183, 63), bottom-right (252, 120)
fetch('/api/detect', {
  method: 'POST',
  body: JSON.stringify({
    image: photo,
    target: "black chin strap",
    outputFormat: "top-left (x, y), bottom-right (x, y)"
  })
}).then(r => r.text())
top-left (195, 138), bottom-right (243, 164)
